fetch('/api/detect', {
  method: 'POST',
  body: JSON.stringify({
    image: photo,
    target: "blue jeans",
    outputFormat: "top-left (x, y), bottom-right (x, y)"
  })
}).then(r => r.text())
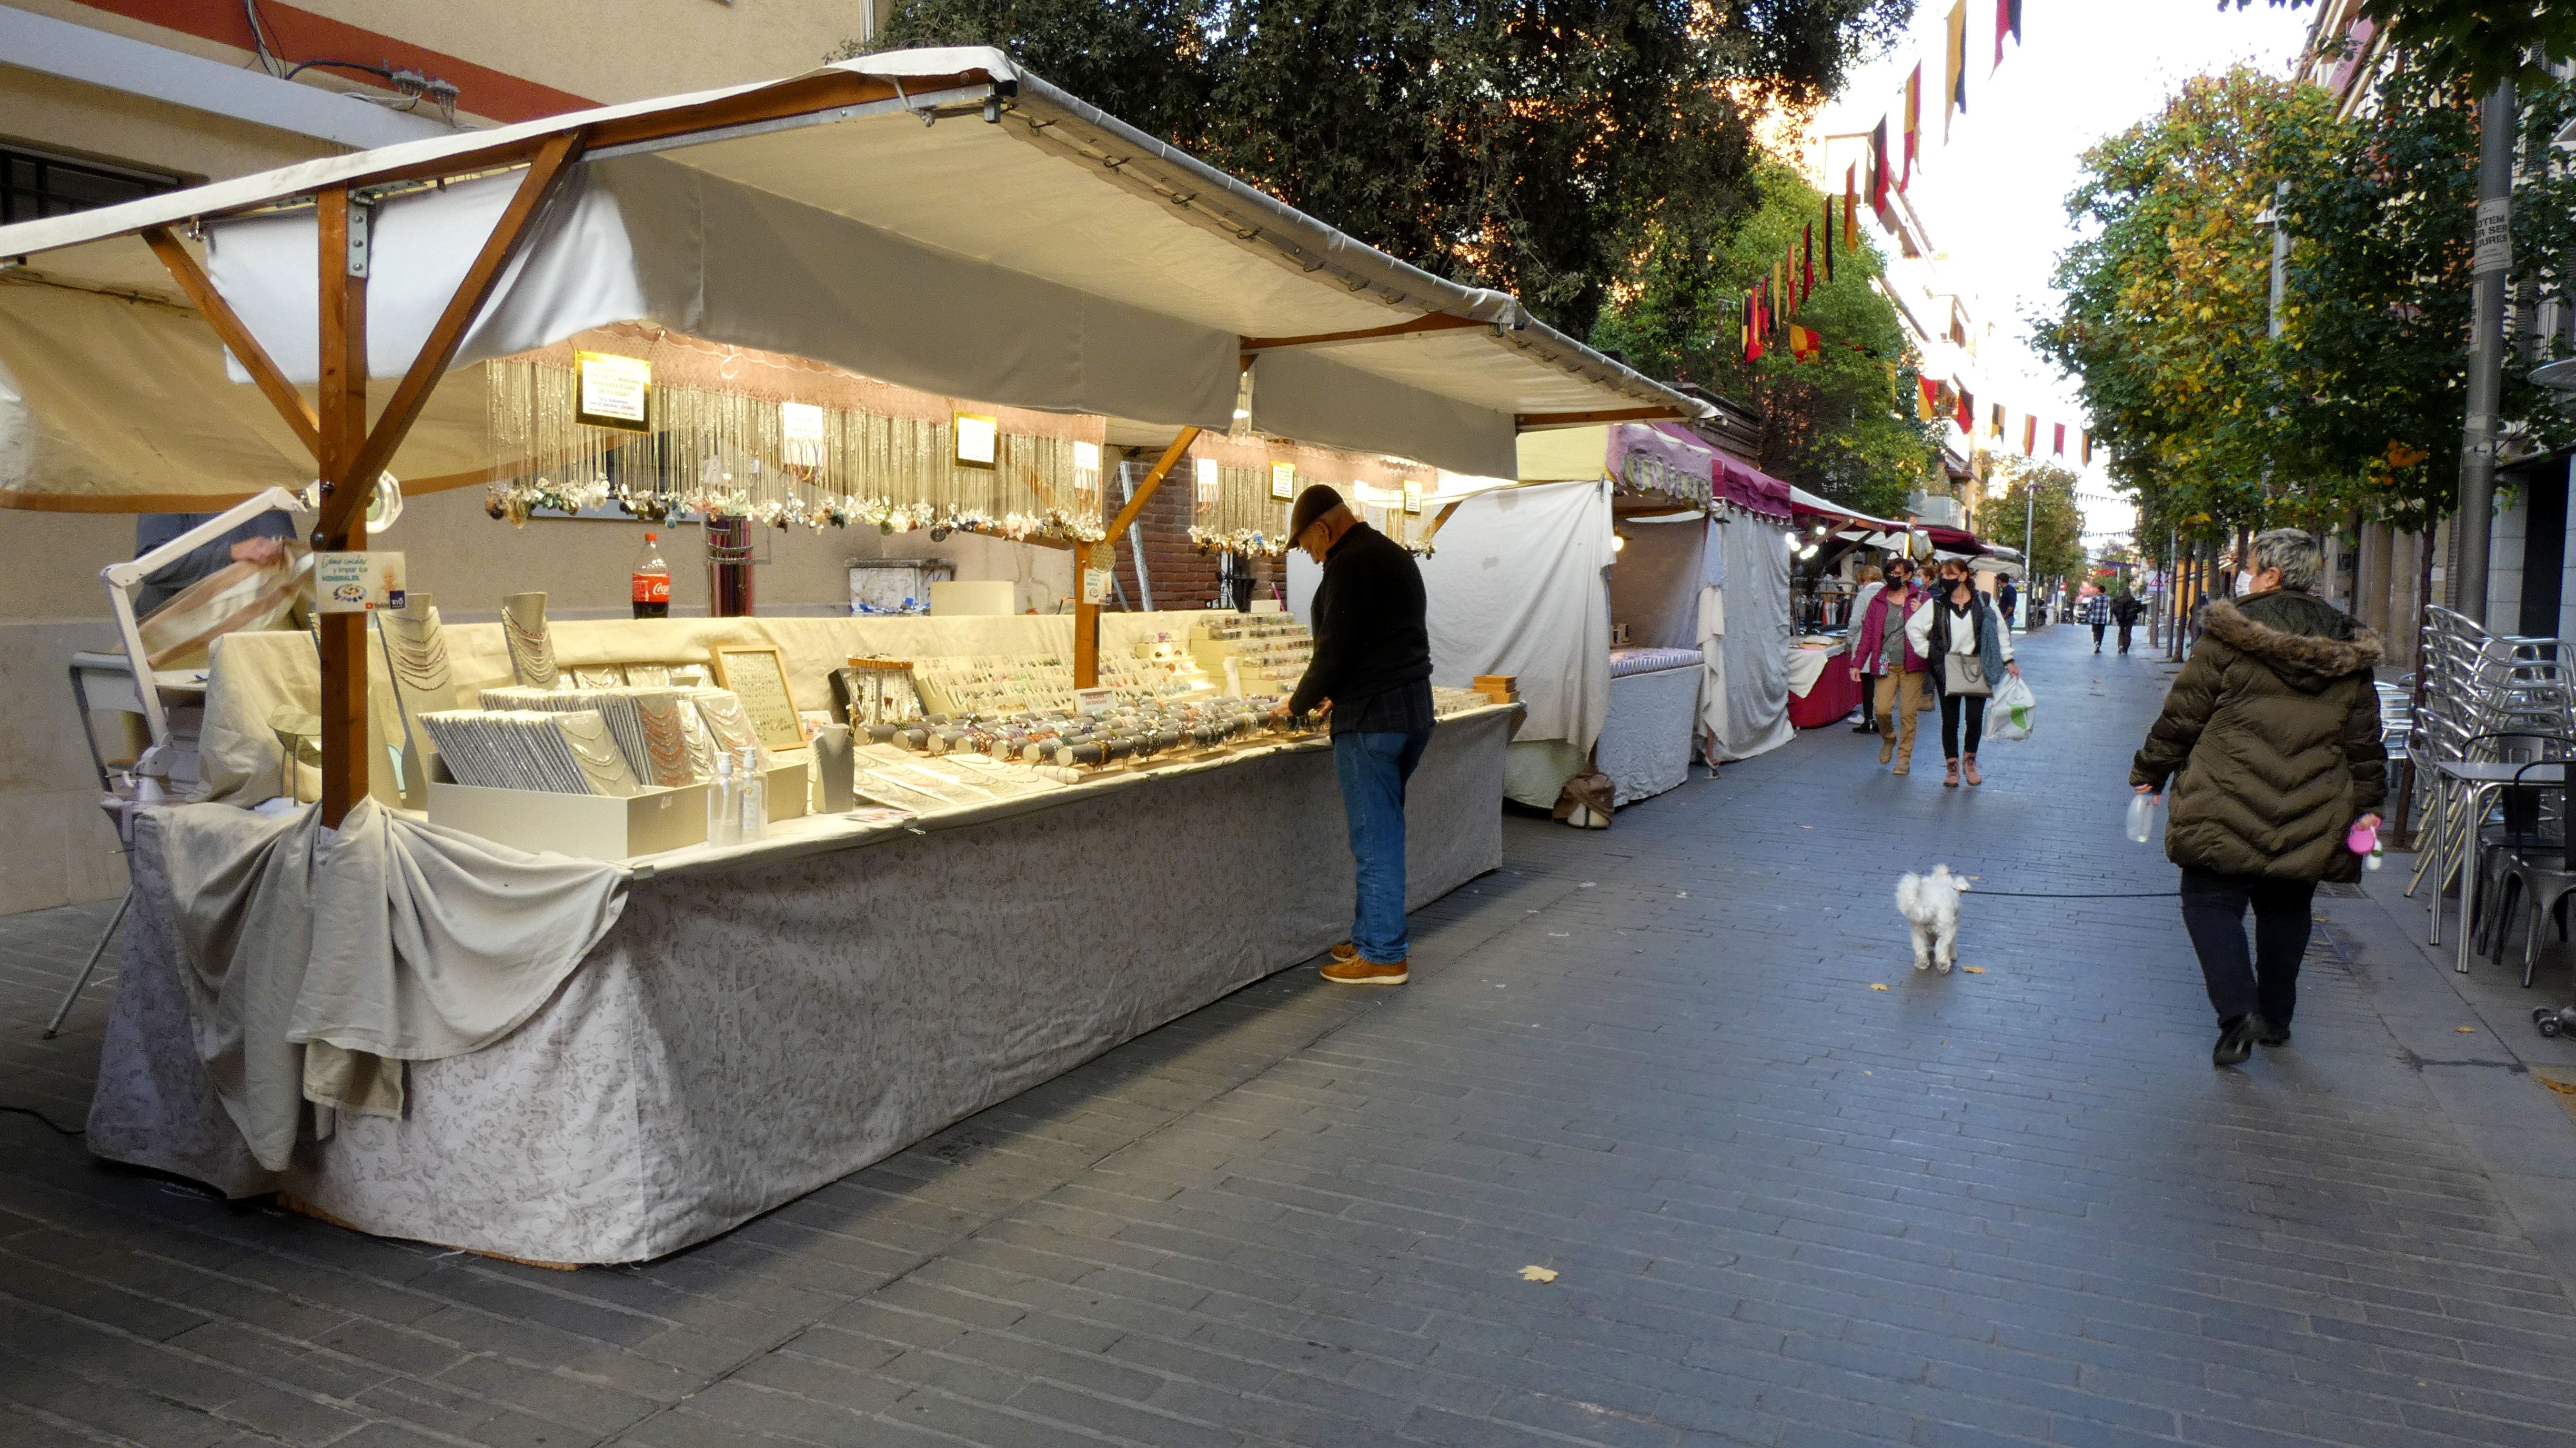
top-left (1335, 730), bottom-right (1430, 965)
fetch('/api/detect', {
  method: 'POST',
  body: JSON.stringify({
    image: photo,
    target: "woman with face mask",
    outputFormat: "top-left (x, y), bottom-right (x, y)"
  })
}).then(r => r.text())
top-left (2131, 529), bottom-right (2386, 1067)
top-left (1904, 561), bottom-right (2020, 787)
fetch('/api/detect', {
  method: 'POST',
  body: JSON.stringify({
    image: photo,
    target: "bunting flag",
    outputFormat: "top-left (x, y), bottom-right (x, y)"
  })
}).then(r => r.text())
top-left (1802, 224), bottom-right (1815, 301)
top-left (1955, 385), bottom-right (1973, 431)
top-left (2081, 430), bottom-right (2094, 464)
top-left (1883, 360), bottom-right (1899, 404)
top-left (1945, 1), bottom-right (1968, 140)
top-left (2052, 423), bottom-right (2066, 456)
top-left (1843, 165), bottom-right (1860, 248)
top-left (1995, 0), bottom-right (2021, 72)
top-left (1869, 118), bottom-right (1892, 217)
top-left (1903, 64), bottom-right (1922, 189)
top-left (1917, 376), bottom-right (1939, 422)
top-left (1743, 291), bottom-right (1764, 363)
top-left (1990, 403), bottom-right (2005, 438)
top-left (1774, 257), bottom-right (1788, 327)
top-left (1788, 325), bottom-right (1822, 361)
top-left (1822, 197), bottom-right (1837, 281)
top-left (2021, 415), bottom-right (2037, 456)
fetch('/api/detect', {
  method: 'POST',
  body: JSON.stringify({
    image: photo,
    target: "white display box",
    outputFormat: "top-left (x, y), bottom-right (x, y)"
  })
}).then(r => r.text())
top-left (428, 761), bottom-right (709, 861)
top-left (760, 759), bottom-right (809, 824)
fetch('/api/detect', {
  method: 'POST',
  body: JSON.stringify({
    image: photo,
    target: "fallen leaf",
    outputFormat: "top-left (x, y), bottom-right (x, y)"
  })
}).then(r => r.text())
top-left (1961, 967), bottom-right (1986, 974)
top-left (1870, 983), bottom-right (1890, 991)
top-left (2539, 1077), bottom-right (2576, 1098)
top-left (1518, 1265), bottom-right (1558, 1283)
top-left (2457, 1026), bottom-right (2478, 1033)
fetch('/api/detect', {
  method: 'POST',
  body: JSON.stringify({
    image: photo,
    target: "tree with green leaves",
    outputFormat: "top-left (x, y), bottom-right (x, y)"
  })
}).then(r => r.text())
top-left (853, 0), bottom-right (1914, 339)
top-left (2228, 1), bottom-right (2576, 92)
top-left (1592, 161), bottom-right (1937, 519)
top-left (1980, 458), bottom-right (2086, 588)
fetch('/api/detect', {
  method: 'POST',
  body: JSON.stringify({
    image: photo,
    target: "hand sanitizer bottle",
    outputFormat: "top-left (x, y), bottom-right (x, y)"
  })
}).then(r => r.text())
top-left (708, 755), bottom-right (740, 848)
top-left (735, 746), bottom-right (767, 843)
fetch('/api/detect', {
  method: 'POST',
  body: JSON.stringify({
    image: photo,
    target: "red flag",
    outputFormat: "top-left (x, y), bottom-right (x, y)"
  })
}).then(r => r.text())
top-left (1903, 65), bottom-right (1922, 189)
top-left (1869, 118), bottom-right (1891, 216)
top-left (1743, 292), bottom-right (1764, 362)
top-left (1918, 375), bottom-right (1939, 421)
top-left (2052, 423), bottom-right (2066, 455)
top-left (1789, 325), bottom-right (1822, 362)
top-left (2021, 415), bottom-right (2037, 456)
top-left (1995, 0), bottom-right (2021, 71)
top-left (1954, 385), bottom-right (1973, 431)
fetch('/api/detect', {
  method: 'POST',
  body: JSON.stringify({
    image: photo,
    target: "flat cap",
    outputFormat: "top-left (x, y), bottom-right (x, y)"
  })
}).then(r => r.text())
top-left (1289, 484), bottom-right (1347, 540)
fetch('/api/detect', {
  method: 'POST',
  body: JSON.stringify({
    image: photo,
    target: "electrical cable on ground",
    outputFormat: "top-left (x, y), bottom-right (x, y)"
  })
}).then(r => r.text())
top-left (1, 1104), bottom-right (85, 1138)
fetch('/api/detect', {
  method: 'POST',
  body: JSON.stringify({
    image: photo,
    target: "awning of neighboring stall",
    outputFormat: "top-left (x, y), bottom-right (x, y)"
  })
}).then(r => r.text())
top-left (0, 46), bottom-right (1708, 510)
top-left (1786, 486), bottom-right (1907, 535)
top-left (1716, 456), bottom-right (1792, 522)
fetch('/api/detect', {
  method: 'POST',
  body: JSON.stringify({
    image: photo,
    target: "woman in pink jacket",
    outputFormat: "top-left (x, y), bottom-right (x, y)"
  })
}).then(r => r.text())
top-left (1847, 556), bottom-right (1930, 774)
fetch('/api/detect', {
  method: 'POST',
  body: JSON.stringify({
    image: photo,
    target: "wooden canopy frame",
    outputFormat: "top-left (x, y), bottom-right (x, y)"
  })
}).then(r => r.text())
top-left (29, 57), bottom-right (1706, 825)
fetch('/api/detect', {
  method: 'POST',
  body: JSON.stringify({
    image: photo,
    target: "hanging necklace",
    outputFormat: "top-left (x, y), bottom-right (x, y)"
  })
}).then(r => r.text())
top-left (502, 609), bottom-right (558, 688)
top-left (380, 613), bottom-right (452, 697)
top-left (635, 696), bottom-right (693, 785)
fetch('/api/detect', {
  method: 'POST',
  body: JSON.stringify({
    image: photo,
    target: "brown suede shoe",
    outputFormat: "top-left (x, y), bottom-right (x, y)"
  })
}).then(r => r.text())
top-left (1321, 957), bottom-right (1408, 985)
top-left (1878, 737), bottom-right (1895, 766)
top-left (1330, 942), bottom-right (1359, 963)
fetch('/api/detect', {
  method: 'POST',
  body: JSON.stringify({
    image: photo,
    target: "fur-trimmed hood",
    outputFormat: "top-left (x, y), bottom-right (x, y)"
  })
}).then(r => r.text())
top-left (2202, 594), bottom-right (2382, 692)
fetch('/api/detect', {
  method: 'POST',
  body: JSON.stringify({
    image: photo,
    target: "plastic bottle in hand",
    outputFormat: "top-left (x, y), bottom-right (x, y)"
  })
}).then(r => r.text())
top-left (631, 531), bottom-right (671, 619)
top-left (2126, 792), bottom-right (2158, 844)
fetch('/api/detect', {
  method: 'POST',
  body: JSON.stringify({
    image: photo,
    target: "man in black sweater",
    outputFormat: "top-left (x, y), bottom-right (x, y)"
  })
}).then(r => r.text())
top-left (1274, 486), bottom-right (1434, 985)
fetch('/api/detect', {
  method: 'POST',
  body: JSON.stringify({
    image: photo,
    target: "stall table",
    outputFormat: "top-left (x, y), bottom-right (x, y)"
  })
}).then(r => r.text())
top-left (1786, 639), bottom-right (1863, 729)
top-left (87, 703), bottom-right (1515, 1264)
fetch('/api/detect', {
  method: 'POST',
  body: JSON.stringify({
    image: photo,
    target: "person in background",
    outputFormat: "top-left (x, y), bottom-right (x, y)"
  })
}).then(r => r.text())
top-left (1907, 559), bottom-right (2020, 788)
top-left (1848, 565), bottom-right (1885, 734)
top-left (1276, 485), bottom-right (1434, 987)
top-left (132, 510), bottom-right (297, 615)
top-left (2079, 589), bottom-right (2111, 652)
top-left (1996, 574), bottom-right (2020, 634)
top-left (2131, 528), bottom-right (2384, 1067)
top-left (2111, 588), bottom-right (2147, 656)
top-left (1848, 556), bottom-right (1928, 775)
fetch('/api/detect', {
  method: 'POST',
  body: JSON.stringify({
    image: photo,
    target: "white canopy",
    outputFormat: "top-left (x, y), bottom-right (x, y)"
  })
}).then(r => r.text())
top-left (0, 47), bottom-right (1703, 508)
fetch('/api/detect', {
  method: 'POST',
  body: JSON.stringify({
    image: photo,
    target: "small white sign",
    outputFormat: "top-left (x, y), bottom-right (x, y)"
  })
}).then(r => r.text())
top-left (1081, 567), bottom-right (1113, 605)
top-left (575, 351), bottom-right (651, 431)
top-left (317, 550), bottom-right (406, 614)
top-left (954, 413), bottom-right (1000, 468)
top-left (1270, 461), bottom-right (1296, 500)
top-left (1072, 686), bottom-right (1116, 715)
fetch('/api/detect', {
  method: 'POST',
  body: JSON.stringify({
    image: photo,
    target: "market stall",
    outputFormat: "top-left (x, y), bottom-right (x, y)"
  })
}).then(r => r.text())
top-left (1783, 487), bottom-right (1915, 730)
top-left (0, 47), bottom-right (1710, 1262)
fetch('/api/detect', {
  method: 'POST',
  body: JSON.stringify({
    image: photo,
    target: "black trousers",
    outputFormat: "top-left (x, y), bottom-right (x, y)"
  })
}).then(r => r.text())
top-left (2117, 623), bottom-right (2135, 653)
top-left (2091, 622), bottom-right (2108, 648)
top-left (2179, 867), bottom-right (2317, 1027)
top-left (1938, 691), bottom-right (1985, 759)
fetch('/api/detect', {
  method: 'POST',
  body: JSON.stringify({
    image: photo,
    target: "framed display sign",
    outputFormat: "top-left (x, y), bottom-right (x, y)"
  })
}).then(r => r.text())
top-left (573, 351), bottom-right (652, 433)
top-left (1269, 461), bottom-right (1296, 500)
top-left (953, 413), bottom-right (999, 469)
top-left (708, 643), bottom-right (807, 750)
top-left (1402, 481), bottom-right (1423, 515)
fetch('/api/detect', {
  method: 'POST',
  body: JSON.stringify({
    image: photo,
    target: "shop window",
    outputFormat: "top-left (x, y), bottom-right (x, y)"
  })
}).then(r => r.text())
top-left (1, 144), bottom-right (185, 226)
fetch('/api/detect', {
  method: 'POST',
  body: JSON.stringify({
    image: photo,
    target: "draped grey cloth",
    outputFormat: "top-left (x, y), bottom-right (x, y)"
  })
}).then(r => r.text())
top-left (149, 799), bottom-right (626, 1170)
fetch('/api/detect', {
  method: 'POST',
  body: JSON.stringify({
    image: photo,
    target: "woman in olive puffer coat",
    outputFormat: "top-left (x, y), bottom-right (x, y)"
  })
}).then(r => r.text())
top-left (2131, 529), bottom-right (2386, 1068)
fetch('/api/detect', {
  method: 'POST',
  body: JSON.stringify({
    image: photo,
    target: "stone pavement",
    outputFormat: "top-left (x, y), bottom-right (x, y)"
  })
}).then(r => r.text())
top-left (9, 621), bottom-right (2576, 1447)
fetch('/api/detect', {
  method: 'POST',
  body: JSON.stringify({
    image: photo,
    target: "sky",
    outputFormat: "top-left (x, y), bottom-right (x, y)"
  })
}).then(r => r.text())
top-left (1814, 0), bottom-right (2320, 552)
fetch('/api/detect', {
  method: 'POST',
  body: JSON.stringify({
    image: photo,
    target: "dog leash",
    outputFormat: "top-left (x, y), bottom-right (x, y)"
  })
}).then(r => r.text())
top-left (1964, 889), bottom-right (2180, 899)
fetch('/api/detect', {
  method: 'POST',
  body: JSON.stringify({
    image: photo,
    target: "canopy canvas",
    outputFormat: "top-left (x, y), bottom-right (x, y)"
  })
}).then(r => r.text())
top-left (0, 46), bottom-right (1705, 511)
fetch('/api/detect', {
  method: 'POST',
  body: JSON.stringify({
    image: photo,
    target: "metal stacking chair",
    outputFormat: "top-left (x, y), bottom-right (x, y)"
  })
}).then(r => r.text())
top-left (2408, 608), bottom-right (2576, 959)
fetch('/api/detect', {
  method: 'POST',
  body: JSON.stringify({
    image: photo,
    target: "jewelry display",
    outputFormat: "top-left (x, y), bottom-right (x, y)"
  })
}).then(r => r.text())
top-left (479, 685), bottom-right (689, 787)
top-left (378, 594), bottom-right (456, 809)
top-left (500, 592), bottom-right (559, 690)
top-left (686, 688), bottom-right (769, 771)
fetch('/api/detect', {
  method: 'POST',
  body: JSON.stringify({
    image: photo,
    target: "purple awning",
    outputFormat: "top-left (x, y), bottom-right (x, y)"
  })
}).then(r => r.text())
top-left (1715, 456), bottom-right (1792, 521)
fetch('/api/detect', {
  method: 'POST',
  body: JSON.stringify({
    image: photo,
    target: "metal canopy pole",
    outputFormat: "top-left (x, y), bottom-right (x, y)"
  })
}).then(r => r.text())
top-left (2454, 79), bottom-right (2516, 625)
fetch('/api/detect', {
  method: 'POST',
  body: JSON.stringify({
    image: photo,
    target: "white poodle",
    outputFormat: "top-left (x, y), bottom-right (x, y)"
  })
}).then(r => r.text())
top-left (1895, 866), bottom-right (1967, 973)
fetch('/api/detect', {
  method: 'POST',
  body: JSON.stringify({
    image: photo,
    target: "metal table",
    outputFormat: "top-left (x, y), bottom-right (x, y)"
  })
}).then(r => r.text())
top-left (2420, 756), bottom-right (2570, 973)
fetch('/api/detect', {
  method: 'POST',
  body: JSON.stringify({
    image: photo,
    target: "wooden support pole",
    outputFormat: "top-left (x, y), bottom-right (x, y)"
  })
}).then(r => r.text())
top-left (1072, 538), bottom-right (1099, 691)
top-left (315, 186), bottom-right (369, 824)
top-left (1073, 427), bottom-right (1200, 689)
top-left (142, 226), bottom-right (320, 461)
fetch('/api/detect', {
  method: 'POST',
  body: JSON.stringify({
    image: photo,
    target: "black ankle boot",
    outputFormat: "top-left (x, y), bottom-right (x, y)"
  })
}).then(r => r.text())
top-left (2213, 1015), bottom-right (2257, 1067)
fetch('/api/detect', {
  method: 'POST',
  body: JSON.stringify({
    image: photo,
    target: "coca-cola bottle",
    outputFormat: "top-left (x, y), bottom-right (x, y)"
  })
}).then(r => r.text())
top-left (631, 531), bottom-right (671, 619)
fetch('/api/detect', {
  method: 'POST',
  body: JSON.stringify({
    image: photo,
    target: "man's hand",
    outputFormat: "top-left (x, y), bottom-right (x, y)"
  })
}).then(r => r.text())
top-left (1268, 699), bottom-right (1296, 723)
top-left (2356, 813), bottom-right (2382, 832)
top-left (229, 537), bottom-right (285, 566)
top-left (2134, 784), bottom-right (2159, 802)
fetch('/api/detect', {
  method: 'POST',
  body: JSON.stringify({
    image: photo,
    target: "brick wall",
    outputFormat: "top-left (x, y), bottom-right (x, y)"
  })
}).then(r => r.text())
top-left (1100, 449), bottom-right (1286, 614)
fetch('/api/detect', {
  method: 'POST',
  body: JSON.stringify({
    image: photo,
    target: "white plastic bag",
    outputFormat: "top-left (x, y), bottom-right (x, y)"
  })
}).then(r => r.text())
top-left (1986, 674), bottom-right (2037, 742)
